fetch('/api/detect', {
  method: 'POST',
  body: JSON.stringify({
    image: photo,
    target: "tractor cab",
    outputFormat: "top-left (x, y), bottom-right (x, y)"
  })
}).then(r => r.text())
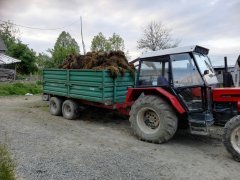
top-left (137, 45), bottom-right (219, 135)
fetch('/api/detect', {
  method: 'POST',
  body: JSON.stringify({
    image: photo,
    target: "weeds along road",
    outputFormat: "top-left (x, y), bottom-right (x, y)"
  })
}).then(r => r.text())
top-left (0, 95), bottom-right (239, 180)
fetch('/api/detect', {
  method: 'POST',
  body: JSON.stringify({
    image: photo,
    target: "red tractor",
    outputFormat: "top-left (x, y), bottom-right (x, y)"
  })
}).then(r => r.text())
top-left (44, 45), bottom-right (240, 162)
top-left (127, 45), bottom-right (240, 161)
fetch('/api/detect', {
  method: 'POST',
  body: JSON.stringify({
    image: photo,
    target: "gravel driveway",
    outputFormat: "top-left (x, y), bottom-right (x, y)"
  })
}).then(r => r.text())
top-left (0, 95), bottom-right (239, 180)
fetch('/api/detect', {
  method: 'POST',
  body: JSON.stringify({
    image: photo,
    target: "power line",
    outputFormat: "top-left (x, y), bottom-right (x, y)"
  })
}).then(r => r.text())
top-left (0, 19), bottom-right (79, 31)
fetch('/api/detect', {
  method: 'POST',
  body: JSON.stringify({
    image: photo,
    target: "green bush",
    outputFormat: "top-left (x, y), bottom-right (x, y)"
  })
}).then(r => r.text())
top-left (36, 80), bottom-right (43, 85)
top-left (0, 82), bottom-right (42, 96)
top-left (15, 74), bottom-right (28, 80)
top-left (0, 143), bottom-right (15, 180)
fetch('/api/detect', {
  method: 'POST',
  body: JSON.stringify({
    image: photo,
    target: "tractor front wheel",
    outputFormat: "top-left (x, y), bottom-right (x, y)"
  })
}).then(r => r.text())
top-left (129, 95), bottom-right (178, 143)
top-left (223, 115), bottom-right (240, 162)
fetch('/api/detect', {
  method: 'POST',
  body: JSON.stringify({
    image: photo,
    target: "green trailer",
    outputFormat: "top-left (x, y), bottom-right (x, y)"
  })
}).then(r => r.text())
top-left (43, 69), bottom-right (135, 106)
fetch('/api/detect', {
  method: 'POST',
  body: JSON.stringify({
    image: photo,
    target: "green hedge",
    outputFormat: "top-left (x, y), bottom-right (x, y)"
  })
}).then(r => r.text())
top-left (0, 82), bottom-right (42, 96)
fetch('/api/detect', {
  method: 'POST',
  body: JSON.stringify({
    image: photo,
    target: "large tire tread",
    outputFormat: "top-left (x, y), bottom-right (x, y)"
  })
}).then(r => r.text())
top-left (49, 97), bottom-right (63, 116)
top-left (62, 100), bottom-right (79, 120)
top-left (129, 95), bottom-right (178, 144)
top-left (223, 115), bottom-right (240, 162)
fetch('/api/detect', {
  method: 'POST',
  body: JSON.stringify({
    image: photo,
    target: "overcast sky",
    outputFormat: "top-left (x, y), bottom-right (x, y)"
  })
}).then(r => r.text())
top-left (0, 0), bottom-right (239, 64)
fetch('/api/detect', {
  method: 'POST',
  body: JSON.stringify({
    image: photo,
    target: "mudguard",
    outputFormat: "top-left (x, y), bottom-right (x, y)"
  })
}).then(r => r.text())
top-left (126, 87), bottom-right (186, 114)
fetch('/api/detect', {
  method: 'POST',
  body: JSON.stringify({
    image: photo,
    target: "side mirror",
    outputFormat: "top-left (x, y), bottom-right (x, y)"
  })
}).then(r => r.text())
top-left (204, 70), bottom-right (209, 75)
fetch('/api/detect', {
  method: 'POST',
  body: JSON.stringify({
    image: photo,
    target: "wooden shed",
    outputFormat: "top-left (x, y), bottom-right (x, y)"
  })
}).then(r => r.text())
top-left (0, 38), bottom-right (21, 81)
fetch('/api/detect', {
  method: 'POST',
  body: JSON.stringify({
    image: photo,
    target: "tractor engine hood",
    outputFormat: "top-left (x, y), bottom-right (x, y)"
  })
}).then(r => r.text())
top-left (212, 88), bottom-right (240, 111)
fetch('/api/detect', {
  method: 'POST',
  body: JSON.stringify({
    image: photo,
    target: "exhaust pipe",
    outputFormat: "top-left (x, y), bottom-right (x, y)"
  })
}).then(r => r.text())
top-left (223, 56), bottom-right (233, 87)
top-left (224, 56), bottom-right (228, 73)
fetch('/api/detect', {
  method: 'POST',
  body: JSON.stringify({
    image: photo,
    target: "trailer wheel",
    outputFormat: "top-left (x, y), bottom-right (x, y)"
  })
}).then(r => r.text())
top-left (49, 97), bottom-right (63, 116)
top-left (129, 95), bottom-right (178, 143)
top-left (223, 115), bottom-right (240, 162)
top-left (62, 100), bottom-right (79, 120)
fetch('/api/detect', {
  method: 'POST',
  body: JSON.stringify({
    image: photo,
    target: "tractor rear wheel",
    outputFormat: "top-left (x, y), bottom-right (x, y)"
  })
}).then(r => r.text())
top-left (62, 100), bottom-right (79, 120)
top-left (223, 115), bottom-right (240, 162)
top-left (129, 95), bottom-right (178, 143)
top-left (49, 97), bottom-right (63, 116)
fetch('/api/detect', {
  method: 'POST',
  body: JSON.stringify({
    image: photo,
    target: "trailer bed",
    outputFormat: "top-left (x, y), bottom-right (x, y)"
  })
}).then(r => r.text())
top-left (43, 69), bottom-right (135, 105)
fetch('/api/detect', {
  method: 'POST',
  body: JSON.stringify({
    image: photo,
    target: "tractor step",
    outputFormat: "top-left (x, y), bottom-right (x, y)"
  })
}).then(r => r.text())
top-left (189, 112), bottom-right (214, 136)
top-left (189, 120), bottom-right (209, 135)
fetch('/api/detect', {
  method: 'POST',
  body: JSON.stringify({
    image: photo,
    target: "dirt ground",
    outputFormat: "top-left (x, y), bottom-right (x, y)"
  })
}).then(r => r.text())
top-left (0, 95), bottom-right (239, 180)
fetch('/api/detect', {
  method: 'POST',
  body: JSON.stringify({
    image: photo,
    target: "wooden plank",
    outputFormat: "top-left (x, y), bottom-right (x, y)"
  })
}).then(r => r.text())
top-left (0, 68), bottom-right (15, 82)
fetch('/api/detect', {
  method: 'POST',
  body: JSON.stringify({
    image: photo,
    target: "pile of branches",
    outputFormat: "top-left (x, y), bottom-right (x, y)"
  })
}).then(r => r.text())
top-left (60, 51), bottom-right (135, 78)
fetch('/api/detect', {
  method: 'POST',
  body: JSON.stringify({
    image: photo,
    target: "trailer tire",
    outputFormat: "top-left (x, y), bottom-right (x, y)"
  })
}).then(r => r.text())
top-left (223, 115), bottom-right (240, 162)
top-left (129, 95), bottom-right (178, 143)
top-left (49, 97), bottom-right (63, 116)
top-left (62, 100), bottom-right (79, 120)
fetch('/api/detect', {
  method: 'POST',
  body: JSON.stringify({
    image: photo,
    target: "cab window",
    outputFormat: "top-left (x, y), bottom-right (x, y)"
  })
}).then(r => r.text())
top-left (138, 61), bottom-right (169, 86)
top-left (171, 53), bottom-right (203, 87)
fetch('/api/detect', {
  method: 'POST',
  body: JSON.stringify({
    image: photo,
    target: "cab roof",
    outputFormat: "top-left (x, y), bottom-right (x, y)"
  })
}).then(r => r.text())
top-left (140, 45), bottom-right (209, 59)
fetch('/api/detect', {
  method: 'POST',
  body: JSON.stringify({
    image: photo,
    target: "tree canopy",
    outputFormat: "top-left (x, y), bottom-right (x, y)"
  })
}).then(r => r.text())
top-left (36, 52), bottom-right (53, 70)
top-left (137, 21), bottom-right (180, 51)
top-left (91, 32), bottom-right (125, 52)
top-left (50, 31), bottom-right (80, 67)
top-left (109, 33), bottom-right (125, 51)
top-left (0, 21), bottom-right (20, 48)
top-left (0, 21), bottom-right (37, 74)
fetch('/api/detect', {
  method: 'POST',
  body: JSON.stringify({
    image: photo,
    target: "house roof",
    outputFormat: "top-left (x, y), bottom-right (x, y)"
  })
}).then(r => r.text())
top-left (140, 45), bottom-right (209, 59)
top-left (0, 38), bottom-right (6, 51)
top-left (210, 54), bottom-right (239, 68)
top-left (0, 53), bottom-right (21, 64)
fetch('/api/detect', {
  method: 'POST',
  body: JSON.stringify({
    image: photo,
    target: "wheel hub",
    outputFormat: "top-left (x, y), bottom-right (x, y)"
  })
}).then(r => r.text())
top-left (231, 126), bottom-right (240, 154)
top-left (144, 111), bottom-right (159, 129)
top-left (137, 107), bottom-right (161, 134)
top-left (64, 104), bottom-right (72, 115)
top-left (50, 101), bottom-right (56, 109)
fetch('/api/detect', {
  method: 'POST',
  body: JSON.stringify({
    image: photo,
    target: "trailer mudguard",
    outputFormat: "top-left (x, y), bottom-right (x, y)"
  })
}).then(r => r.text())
top-left (125, 87), bottom-right (186, 114)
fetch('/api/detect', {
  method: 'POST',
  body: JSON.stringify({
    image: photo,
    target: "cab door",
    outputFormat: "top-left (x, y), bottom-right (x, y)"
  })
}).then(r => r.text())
top-left (170, 53), bottom-right (205, 112)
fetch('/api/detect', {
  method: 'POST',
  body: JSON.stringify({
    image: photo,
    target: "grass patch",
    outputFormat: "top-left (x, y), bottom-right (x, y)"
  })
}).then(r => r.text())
top-left (0, 143), bottom-right (15, 180)
top-left (0, 82), bottom-right (42, 96)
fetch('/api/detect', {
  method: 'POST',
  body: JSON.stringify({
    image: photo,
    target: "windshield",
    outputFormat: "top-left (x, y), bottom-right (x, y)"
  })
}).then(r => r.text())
top-left (193, 53), bottom-right (219, 85)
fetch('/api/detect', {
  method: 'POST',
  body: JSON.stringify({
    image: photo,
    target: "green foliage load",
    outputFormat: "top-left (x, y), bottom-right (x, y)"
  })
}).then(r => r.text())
top-left (0, 143), bottom-right (15, 180)
top-left (60, 51), bottom-right (135, 78)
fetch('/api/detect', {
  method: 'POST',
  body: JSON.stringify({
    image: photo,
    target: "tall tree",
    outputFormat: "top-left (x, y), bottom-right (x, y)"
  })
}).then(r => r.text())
top-left (137, 21), bottom-right (180, 51)
top-left (51, 31), bottom-right (80, 67)
top-left (0, 21), bottom-right (37, 74)
top-left (36, 53), bottom-right (53, 70)
top-left (8, 43), bottom-right (38, 74)
top-left (90, 32), bottom-right (108, 51)
top-left (109, 33), bottom-right (125, 51)
top-left (91, 32), bottom-right (125, 52)
top-left (0, 20), bottom-right (20, 48)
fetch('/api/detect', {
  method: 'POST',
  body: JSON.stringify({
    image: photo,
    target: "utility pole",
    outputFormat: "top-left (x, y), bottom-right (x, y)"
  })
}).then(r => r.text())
top-left (80, 16), bottom-right (86, 54)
